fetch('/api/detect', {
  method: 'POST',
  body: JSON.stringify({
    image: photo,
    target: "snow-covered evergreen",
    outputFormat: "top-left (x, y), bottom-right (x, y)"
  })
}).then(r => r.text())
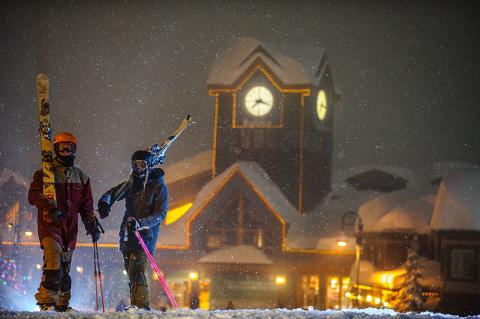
top-left (390, 235), bottom-right (425, 312)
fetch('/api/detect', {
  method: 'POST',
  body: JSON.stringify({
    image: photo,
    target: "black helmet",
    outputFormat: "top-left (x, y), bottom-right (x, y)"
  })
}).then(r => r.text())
top-left (131, 150), bottom-right (152, 163)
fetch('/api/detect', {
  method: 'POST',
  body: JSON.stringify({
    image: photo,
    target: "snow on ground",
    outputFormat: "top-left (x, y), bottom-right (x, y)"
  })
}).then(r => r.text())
top-left (0, 308), bottom-right (478, 319)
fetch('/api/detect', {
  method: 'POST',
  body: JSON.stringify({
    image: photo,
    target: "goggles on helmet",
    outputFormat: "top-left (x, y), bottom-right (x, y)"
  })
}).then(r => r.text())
top-left (132, 160), bottom-right (147, 170)
top-left (56, 142), bottom-right (76, 154)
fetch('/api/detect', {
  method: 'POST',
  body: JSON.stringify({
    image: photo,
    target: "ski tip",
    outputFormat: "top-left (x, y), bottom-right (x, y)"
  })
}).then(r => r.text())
top-left (36, 74), bottom-right (49, 80)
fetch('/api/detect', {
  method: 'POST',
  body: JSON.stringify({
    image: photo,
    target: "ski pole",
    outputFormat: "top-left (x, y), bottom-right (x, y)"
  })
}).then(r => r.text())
top-left (93, 243), bottom-right (99, 311)
top-left (94, 242), bottom-right (106, 312)
top-left (134, 230), bottom-right (179, 309)
top-left (93, 220), bottom-right (106, 312)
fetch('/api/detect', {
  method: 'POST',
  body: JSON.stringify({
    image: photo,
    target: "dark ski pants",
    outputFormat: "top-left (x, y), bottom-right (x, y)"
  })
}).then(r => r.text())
top-left (122, 250), bottom-right (149, 308)
top-left (35, 237), bottom-right (73, 306)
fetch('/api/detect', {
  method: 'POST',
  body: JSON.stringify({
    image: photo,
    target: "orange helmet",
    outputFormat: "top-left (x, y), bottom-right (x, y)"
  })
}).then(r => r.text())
top-left (53, 132), bottom-right (77, 146)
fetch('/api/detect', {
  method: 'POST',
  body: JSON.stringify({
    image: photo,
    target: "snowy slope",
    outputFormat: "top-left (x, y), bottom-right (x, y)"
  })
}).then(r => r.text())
top-left (0, 308), bottom-right (474, 319)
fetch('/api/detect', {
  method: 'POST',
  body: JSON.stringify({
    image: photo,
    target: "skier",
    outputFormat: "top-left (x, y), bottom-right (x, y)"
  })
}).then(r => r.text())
top-left (97, 150), bottom-right (168, 311)
top-left (28, 132), bottom-right (101, 311)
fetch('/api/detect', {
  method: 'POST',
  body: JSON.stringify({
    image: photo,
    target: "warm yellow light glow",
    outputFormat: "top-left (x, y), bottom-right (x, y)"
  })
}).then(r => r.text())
top-left (152, 272), bottom-right (163, 280)
top-left (276, 276), bottom-right (286, 285)
top-left (165, 202), bottom-right (193, 225)
top-left (316, 90), bottom-right (327, 120)
top-left (330, 278), bottom-right (338, 289)
top-left (357, 295), bottom-right (362, 300)
top-left (25, 231), bottom-right (33, 237)
top-left (383, 301), bottom-right (389, 307)
top-left (189, 272), bottom-right (199, 280)
top-left (381, 273), bottom-right (388, 284)
top-left (76, 266), bottom-right (83, 273)
top-left (366, 295), bottom-right (373, 302)
top-left (374, 297), bottom-right (381, 305)
top-left (373, 269), bottom-right (406, 289)
top-left (345, 292), bottom-right (351, 298)
top-left (337, 240), bottom-right (347, 247)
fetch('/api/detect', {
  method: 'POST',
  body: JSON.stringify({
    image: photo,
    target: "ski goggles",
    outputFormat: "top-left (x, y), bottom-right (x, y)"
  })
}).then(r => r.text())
top-left (56, 143), bottom-right (76, 154)
top-left (131, 160), bottom-right (148, 170)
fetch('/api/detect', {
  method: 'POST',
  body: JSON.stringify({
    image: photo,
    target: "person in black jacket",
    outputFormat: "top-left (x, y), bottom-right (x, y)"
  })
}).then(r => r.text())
top-left (97, 150), bottom-right (168, 310)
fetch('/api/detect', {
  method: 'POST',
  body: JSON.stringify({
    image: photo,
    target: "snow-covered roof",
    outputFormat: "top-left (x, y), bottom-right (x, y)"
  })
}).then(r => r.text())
top-left (429, 161), bottom-right (477, 184)
top-left (287, 189), bottom-right (380, 251)
top-left (430, 166), bottom-right (480, 231)
top-left (198, 244), bottom-right (273, 265)
top-left (158, 161), bottom-right (299, 248)
top-left (207, 37), bottom-right (313, 88)
top-left (0, 169), bottom-right (29, 188)
top-left (333, 165), bottom-right (414, 193)
top-left (163, 150), bottom-right (211, 184)
top-left (358, 190), bottom-right (435, 233)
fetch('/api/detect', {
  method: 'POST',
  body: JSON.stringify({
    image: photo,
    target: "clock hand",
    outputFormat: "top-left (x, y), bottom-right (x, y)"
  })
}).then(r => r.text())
top-left (257, 99), bottom-right (269, 105)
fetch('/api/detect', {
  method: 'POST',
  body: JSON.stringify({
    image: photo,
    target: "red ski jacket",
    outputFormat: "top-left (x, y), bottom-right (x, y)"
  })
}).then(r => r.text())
top-left (28, 160), bottom-right (95, 251)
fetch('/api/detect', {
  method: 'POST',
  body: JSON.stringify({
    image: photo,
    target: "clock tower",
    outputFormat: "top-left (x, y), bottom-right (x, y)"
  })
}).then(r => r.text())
top-left (207, 38), bottom-right (339, 213)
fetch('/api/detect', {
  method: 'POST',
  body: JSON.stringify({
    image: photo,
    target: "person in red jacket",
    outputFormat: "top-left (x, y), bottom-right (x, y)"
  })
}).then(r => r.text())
top-left (28, 132), bottom-right (100, 312)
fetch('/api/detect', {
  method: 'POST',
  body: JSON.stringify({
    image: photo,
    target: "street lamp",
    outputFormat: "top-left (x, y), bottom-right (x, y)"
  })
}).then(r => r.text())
top-left (337, 211), bottom-right (363, 308)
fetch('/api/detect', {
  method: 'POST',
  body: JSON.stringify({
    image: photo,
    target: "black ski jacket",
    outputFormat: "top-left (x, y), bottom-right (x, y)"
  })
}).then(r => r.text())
top-left (98, 168), bottom-right (168, 253)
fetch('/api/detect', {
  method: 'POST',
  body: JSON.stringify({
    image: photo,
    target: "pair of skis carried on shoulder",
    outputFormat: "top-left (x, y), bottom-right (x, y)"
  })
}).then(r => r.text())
top-left (109, 114), bottom-right (193, 205)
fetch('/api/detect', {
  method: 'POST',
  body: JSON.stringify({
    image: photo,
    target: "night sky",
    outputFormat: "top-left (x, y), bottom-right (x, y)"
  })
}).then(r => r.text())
top-left (1, 0), bottom-right (479, 201)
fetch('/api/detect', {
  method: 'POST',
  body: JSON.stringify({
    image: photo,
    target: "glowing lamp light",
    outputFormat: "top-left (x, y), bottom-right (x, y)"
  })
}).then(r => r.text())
top-left (337, 240), bottom-right (347, 247)
top-left (383, 301), bottom-right (389, 307)
top-left (275, 276), bottom-right (286, 285)
top-left (330, 278), bottom-right (338, 289)
top-left (345, 292), bottom-right (351, 298)
top-left (76, 266), bottom-right (83, 273)
top-left (25, 231), bottom-right (33, 237)
top-left (189, 271), bottom-right (199, 280)
top-left (36, 264), bottom-right (41, 270)
top-left (374, 297), bottom-right (381, 305)
top-left (336, 231), bottom-right (348, 247)
top-left (366, 295), bottom-right (373, 302)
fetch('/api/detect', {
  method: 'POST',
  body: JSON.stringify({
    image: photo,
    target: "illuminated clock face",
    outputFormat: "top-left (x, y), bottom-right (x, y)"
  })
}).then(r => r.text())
top-left (244, 86), bottom-right (274, 117)
top-left (316, 90), bottom-right (327, 120)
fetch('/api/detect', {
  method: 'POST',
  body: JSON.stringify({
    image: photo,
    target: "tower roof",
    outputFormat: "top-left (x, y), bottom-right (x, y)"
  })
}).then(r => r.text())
top-left (207, 37), bottom-right (314, 88)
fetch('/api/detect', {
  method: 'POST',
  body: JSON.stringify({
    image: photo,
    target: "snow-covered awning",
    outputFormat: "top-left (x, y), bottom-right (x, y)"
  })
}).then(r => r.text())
top-left (198, 245), bottom-right (273, 265)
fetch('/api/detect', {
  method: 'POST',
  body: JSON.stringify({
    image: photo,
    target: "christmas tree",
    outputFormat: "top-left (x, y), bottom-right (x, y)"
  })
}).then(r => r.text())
top-left (390, 234), bottom-right (425, 312)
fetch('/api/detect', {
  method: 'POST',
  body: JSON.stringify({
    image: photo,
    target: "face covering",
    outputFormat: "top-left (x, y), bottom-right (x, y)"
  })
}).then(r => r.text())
top-left (54, 143), bottom-right (76, 167)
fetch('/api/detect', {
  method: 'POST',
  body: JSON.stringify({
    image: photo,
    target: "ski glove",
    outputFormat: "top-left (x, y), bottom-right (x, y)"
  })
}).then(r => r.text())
top-left (85, 217), bottom-right (101, 243)
top-left (48, 208), bottom-right (65, 224)
top-left (97, 201), bottom-right (110, 219)
top-left (126, 217), bottom-right (149, 232)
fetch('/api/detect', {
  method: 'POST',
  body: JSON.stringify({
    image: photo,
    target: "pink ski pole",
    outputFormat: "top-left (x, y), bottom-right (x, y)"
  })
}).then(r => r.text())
top-left (134, 230), bottom-right (179, 309)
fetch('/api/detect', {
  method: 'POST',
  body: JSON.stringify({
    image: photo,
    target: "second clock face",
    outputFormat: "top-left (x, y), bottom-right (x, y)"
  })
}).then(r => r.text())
top-left (316, 90), bottom-right (327, 120)
top-left (244, 86), bottom-right (274, 117)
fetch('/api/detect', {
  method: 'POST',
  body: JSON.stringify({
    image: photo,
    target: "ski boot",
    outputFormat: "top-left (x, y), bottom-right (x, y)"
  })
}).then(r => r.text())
top-left (38, 303), bottom-right (55, 311)
top-left (123, 305), bottom-right (151, 312)
top-left (55, 305), bottom-right (76, 312)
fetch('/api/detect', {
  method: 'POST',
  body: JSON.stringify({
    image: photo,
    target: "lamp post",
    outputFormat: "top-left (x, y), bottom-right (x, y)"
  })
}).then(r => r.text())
top-left (338, 211), bottom-right (363, 308)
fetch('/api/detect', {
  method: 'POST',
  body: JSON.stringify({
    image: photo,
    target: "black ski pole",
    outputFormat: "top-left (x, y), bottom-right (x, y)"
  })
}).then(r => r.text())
top-left (95, 242), bottom-right (105, 312)
top-left (93, 243), bottom-right (99, 311)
